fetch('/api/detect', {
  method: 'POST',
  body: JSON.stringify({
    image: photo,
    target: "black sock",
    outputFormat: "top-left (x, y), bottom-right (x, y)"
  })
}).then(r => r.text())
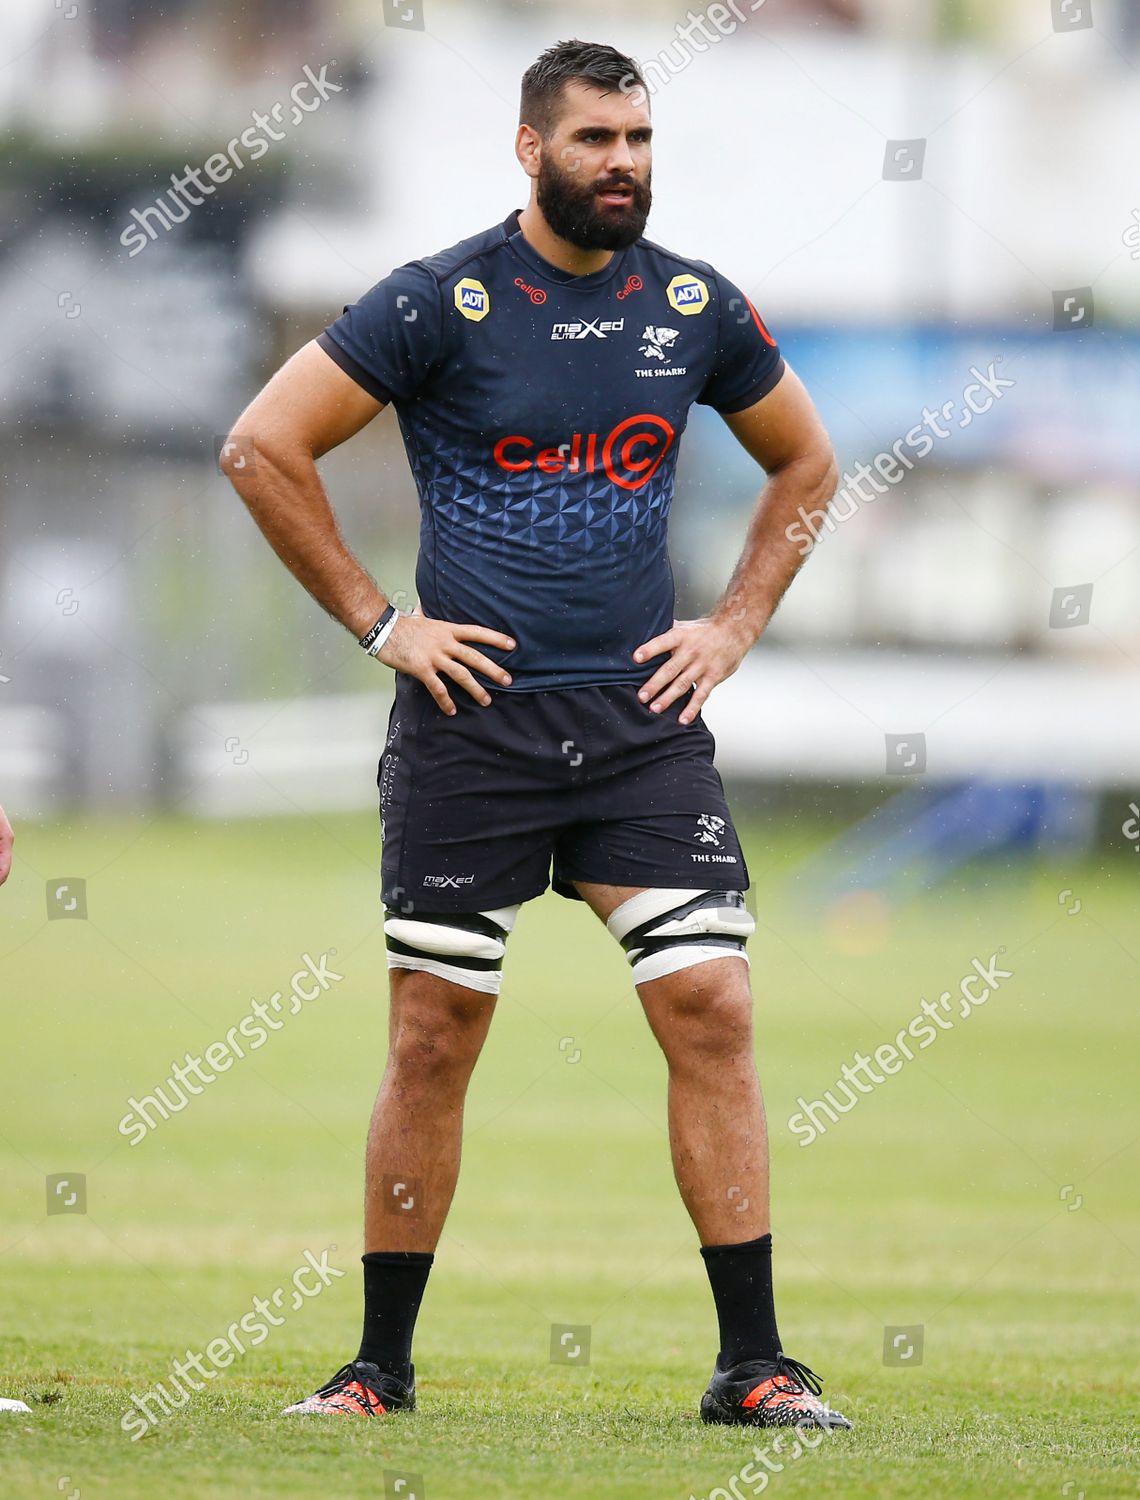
top-left (357, 1250), bottom-right (434, 1379)
top-left (700, 1232), bottom-right (782, 1368)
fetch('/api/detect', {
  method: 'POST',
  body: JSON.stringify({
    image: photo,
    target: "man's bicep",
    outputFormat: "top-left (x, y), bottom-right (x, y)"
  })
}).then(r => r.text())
top-left (721, 365), bottom-right (833, 475)
top-left (234, 340), bottom-right (386, 463)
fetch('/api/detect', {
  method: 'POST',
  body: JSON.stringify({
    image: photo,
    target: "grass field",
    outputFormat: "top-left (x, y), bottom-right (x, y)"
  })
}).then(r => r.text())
top-left (1, 810), bottom-right (1137, 1499)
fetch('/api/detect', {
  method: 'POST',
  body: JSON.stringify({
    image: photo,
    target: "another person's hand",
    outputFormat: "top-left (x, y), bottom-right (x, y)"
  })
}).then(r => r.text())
top-left (0, 804), bottom-right (13, 886)
top-left (379, 609), bottom-right (516, 716)
top-left (633, 614), bottom-right (754, 726)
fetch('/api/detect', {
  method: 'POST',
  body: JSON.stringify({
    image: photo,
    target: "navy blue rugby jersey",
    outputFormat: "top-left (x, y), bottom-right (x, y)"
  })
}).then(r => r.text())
top-left (317, 208), bottom-right (785, 691)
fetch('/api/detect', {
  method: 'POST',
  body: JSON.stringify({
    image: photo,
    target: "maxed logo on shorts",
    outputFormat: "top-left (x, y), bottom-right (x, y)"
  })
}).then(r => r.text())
top-left (493, 415), bottom-right (676, 493)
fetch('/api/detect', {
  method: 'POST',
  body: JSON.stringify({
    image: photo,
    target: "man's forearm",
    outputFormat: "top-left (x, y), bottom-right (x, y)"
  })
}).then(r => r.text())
top-left (713, 451), bottom-right (837, 644)
top-left (223, 440), bottom-right (387, 639)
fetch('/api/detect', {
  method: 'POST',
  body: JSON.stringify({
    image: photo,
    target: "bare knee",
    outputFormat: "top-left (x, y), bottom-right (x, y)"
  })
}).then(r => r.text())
top-left (644, 961), bottom-right (754, 1070)
top-left (387, 978), bottom-right (492, 1090)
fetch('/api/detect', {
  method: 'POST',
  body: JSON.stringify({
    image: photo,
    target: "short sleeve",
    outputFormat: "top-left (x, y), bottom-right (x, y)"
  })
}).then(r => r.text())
top-left (316, 262), bottom-right (442, 405)
top-left (698, 272), bottom-right (786, 415)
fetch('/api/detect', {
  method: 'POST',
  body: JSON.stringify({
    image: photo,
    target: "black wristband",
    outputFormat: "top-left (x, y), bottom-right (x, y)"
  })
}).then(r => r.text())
top-left (359, 604), bottom-right (398, 656)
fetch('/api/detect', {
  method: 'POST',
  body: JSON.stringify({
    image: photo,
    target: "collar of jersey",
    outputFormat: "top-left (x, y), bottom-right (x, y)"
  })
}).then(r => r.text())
top-left (501, 208), bottom-right (630, 290)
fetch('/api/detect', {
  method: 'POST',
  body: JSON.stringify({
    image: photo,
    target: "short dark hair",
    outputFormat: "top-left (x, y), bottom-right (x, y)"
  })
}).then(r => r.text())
top-left (520, 39), bottom-right (647, 138)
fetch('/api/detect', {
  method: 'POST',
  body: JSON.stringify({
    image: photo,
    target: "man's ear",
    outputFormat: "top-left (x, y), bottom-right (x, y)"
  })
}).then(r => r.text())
top-left (515, 123), bottom-right (542, 180)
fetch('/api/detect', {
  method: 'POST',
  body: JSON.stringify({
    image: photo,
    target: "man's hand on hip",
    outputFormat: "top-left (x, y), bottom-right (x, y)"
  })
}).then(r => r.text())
top-left (633, 614), bottom-right (753, 726)
top-left (379, 609), bottom-right (516, 716)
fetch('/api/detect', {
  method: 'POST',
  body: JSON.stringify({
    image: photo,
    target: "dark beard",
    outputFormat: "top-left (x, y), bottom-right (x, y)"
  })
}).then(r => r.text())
top-left (536, 156), bottom-right (652, 252)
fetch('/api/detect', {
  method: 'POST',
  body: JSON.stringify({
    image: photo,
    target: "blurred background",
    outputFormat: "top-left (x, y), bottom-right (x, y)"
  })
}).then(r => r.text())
top-left (2, 0), bottom-right (1138, 883)
top-left (2, 6), bottom-right (1138, 1495)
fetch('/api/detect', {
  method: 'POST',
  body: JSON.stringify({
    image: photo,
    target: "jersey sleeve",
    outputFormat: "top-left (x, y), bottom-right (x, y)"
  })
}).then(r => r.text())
top-left (316, 262), bottom-right (443, 405)
top-left (697, 271), bottom-right (786, 414)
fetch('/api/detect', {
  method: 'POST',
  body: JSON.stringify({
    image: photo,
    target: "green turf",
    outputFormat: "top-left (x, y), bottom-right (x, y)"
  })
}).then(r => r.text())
top-left (1, 811), bottom-right (1137, 1498)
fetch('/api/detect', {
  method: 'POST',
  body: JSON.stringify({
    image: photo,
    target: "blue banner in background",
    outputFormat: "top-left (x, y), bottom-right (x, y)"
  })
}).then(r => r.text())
top-left (687, 324), bottom-right (1140, 485)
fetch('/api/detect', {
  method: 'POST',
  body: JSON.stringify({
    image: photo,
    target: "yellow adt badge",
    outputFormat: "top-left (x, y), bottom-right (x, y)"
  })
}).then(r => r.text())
top-left (666, 274), bottom-right (709, 316)
top-left (454, 277), bottom-right (491, 322)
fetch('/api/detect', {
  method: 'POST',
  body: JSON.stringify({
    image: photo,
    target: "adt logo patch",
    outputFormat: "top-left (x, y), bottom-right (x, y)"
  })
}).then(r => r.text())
top-left (454, 277), bottom-right (490, 322)
top-left (666, 274), bottom-right (709, 316)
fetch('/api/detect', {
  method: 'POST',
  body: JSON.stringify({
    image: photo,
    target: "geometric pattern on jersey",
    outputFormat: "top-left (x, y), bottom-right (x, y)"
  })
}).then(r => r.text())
top-left (318, 209), bottom-right (784, 688)
top-left (403, 425), bottom-right (676, 555)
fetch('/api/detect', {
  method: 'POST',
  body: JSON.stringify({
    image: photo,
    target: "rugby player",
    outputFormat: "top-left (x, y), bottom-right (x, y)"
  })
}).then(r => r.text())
top-left (223, 39), bottom-right (848, 1429)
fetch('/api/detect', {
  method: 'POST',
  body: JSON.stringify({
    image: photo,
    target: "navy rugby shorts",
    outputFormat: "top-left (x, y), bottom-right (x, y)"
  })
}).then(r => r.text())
top-left (378, 674), bottom-right (748, 914)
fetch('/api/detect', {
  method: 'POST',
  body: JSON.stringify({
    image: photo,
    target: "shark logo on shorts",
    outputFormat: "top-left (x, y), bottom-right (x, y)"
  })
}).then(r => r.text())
top-left (694, 814), bottom-right (726, 848)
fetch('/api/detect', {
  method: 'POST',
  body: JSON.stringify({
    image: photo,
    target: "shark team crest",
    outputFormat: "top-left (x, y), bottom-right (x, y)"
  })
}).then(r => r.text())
top-left (640, 325), bottom-right (681, 362)
top-left (695, 814), bottom-right (726, 847)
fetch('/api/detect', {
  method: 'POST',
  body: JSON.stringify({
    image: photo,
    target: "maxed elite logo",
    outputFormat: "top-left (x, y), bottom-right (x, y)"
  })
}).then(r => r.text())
top-left (551, 317), bottom-right (624, 340)
top-left (667, 273), bottom-right (709, 316)
top-left (493, 414), bottom-right (676, 492)
top-left (454, 277), bottom-right (490, 321)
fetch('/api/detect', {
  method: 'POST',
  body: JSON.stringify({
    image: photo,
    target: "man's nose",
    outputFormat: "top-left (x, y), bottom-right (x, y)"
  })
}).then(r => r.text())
top-left (606, 136), bottom-right (636, 176)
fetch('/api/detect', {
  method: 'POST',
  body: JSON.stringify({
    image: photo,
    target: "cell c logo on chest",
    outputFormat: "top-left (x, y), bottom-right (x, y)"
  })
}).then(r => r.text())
top-left (454, 277), bottom-right (491, 321)
top-left (493, 414), bottom-right (676, 493)
top-left (513, 277), bottom-right (547, 305)
top-left (666, 274), bottom-right (709, 316)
